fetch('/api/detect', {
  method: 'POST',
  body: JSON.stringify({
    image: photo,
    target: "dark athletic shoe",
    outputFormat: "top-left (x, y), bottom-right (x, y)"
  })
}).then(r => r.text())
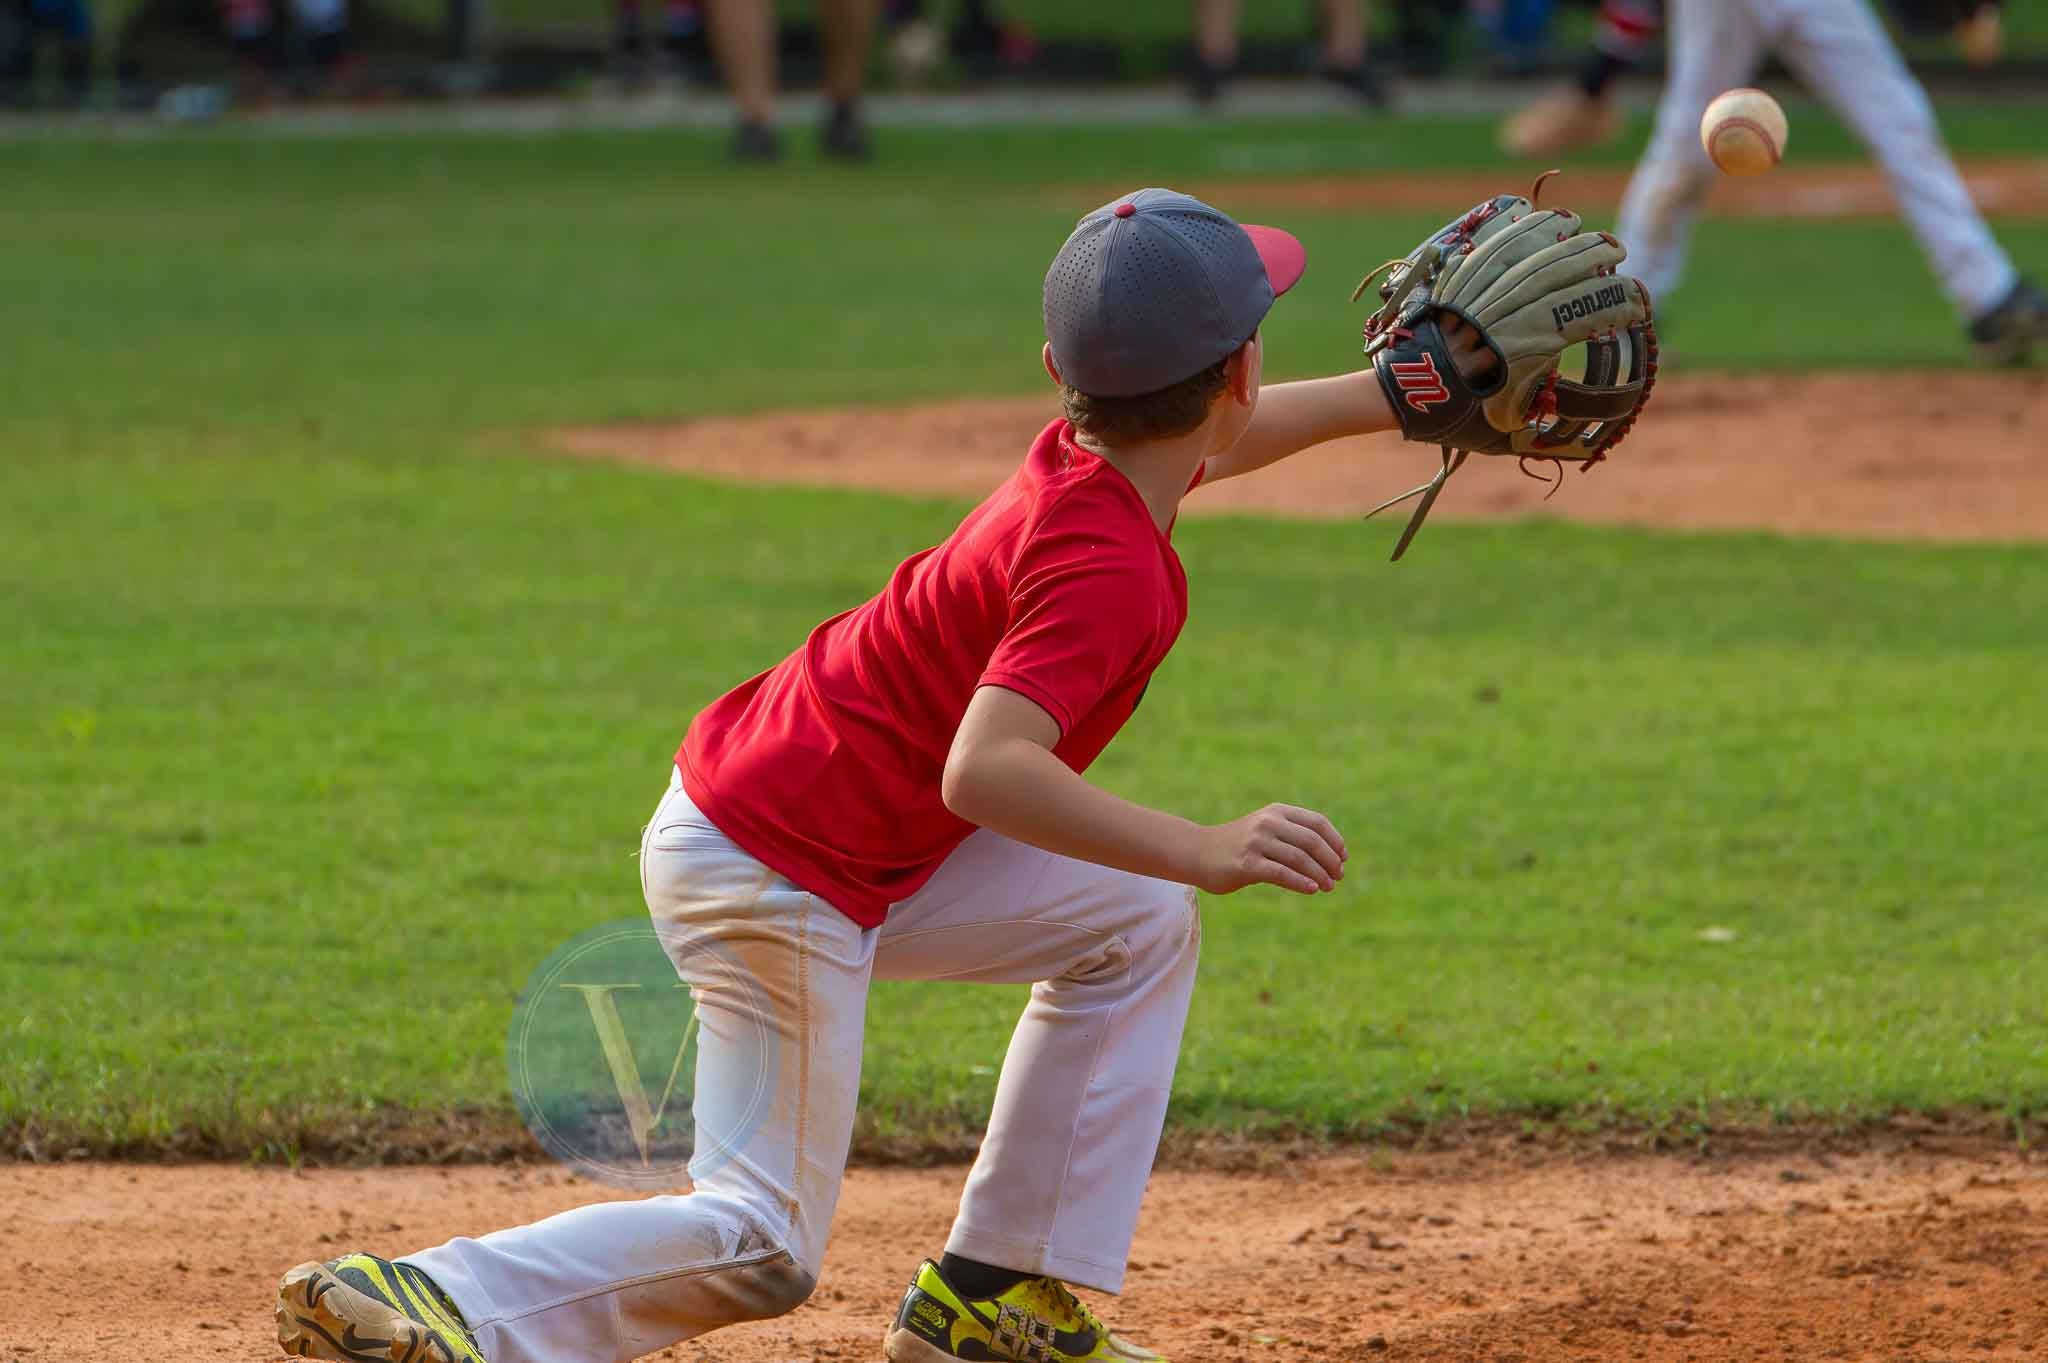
top-left (884, 1258), bottom-right (1167, 1363)
top-left (277, 1253), bottom-right (487, 1363)
top-left (1968, 277), bottom-right (2048, 365)
top-left (1322, 62), bottom-right (1389, 110)
top-left (729, 118), bottom-right (783, 163)
top-left (821, 99), bottom-right (871, 161)
top-left (1188, 58), bottom-right (1229, 107)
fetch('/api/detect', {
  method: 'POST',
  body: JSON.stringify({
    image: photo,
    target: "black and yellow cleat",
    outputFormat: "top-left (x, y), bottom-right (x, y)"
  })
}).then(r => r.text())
top-left (884, 1259), bottom-right (1167, 1363)
top-left (277, 1253), bottom-right (487, 1363)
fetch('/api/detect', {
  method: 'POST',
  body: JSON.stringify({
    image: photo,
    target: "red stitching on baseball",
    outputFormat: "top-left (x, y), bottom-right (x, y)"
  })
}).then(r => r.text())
top-left (1708, 115), bottom-right (1782, 166)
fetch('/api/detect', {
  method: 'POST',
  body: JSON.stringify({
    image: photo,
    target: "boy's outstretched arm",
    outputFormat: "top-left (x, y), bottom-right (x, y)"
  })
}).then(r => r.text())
top-left (1202, 313), bottom-right (1500, 484)
top-left (943, 685), bottom-right (1347, 896)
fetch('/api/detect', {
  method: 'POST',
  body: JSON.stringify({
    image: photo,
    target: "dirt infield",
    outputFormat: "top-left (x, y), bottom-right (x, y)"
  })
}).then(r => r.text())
top-left (1134, 158), bottom-right (2048, 221)
top-left (7, 1144), bottom-right (2044, 1362)
top-left (553, 372), bottom-right (2048, 543)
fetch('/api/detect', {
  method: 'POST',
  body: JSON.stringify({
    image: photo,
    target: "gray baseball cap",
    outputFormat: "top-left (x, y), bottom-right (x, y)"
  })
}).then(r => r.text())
top-left (1043, 188), bottom-right (1307, 398)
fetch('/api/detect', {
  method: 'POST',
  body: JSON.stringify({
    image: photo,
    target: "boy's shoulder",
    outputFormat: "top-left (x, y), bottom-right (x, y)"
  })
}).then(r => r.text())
top-left (942, 426), bottom-right (1165, 581)
top-left (1023, 434), bottom-right (1170, 547)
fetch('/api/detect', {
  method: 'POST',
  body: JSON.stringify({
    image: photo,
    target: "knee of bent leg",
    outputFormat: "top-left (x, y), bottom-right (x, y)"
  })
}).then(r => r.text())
top-left (1122, 876), bottom-right (1201, 972)
top-left (616, 1197), bottom-right (822, 1331)
top-left (626, 1244), bottom-right (818, 1332)
top-left (718, 1252), bottom-right (818, 1322)
top-left (1051, 876), bottom-right (1199, 988)
top-left (689, 1213), bottom-right (820, 1324)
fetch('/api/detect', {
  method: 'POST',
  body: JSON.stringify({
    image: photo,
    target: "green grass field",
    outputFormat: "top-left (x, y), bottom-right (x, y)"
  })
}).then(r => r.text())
top-left (3, 112), bottom-right (2045, 1160)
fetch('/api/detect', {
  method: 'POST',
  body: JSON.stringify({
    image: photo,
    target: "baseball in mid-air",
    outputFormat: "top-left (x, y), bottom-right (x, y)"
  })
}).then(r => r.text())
top-left (1700, 88), bottom-right (1789, 176)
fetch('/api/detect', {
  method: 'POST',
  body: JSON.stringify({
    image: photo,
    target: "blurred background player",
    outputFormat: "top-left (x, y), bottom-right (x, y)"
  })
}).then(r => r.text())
top-left (0, 0), bottom-right (94, 108)
top-left (1613, 0), bottom-right (2048, 363)
top-left (1500, 0), bottom-right (1661, 156)
top-left (1190, 0), bottom-right (1386, 107)
top-left (1502, 0), bottom-right (2006, 157)
top-left (705, 0), bottom-right (875, 161)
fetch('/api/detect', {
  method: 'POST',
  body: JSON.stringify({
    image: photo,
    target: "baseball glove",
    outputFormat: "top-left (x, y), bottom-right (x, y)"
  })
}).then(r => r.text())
top-left (1356, 173), bottom-right (1658, 560)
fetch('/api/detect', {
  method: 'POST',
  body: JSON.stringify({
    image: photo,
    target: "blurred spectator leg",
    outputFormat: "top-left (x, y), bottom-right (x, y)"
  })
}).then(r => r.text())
top-left (1189, 0), bottom-right (1234, 104)
top-left (1, 0), bottom-right (32, 109)
top-left (705, 0), bottom-right (780, 158)
top-left (819, 0), bottom-right (874, 158)
top-left (1319, 0), bottom-right (1387, 108)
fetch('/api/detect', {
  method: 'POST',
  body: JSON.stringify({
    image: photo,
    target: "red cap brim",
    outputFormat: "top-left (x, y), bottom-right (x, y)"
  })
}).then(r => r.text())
top-left (1244, 224), bottom-right (1307, 297)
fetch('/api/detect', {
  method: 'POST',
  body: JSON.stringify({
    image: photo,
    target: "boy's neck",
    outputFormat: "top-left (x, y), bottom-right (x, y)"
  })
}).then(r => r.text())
top-left (1070, 427), bottom-right (1213, 532)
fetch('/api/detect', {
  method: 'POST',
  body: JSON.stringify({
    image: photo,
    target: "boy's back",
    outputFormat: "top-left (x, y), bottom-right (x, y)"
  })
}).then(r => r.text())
top-left (681, 418), bottom-right (1194, 926)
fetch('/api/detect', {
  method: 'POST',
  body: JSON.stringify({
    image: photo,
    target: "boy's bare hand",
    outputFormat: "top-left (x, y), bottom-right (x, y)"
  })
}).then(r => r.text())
top-left (1192, 804), bottom-right (1348, 895)
top-left (1438, 311), bottom-right (1501, 383)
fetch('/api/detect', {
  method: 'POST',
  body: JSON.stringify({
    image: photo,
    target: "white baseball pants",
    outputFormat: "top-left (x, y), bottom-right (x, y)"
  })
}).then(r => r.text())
top-left (403, 768), bottom-right (1202, 1363)
top-left (1616, 0), bottom-right (2016, 319)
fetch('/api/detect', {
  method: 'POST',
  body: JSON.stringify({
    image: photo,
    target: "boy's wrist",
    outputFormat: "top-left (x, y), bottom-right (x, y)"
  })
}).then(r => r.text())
top-left (1160, 815), bottom-right (1214, 887)
top-left (1350, 365), bottom-right (1399, 436)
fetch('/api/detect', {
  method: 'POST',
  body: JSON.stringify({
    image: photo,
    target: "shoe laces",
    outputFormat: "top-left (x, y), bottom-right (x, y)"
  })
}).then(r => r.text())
top-left (1036, 1277), bottom-right (1107, 1337)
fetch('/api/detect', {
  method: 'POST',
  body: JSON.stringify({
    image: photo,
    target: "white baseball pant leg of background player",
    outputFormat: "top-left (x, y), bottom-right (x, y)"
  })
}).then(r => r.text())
top-left (1614, 0), bottom-right (1771, 303)
top-left (1772, 0), bottom-right (2015, 318)
top-left (1617, 0), bottom-right (2016, 321)
top-left (400, 769), bottom-right (1200, 1363)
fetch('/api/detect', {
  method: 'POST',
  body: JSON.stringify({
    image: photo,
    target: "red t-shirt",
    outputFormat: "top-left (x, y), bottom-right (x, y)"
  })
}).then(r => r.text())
top-left (677, 420), bottom-right (1195, 927)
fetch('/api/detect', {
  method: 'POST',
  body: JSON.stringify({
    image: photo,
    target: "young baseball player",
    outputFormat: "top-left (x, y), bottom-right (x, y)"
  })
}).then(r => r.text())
top-left (274, 189), bottom-right (1518, 1363)
top-left (1615, 0), bottom-right (2047, 362)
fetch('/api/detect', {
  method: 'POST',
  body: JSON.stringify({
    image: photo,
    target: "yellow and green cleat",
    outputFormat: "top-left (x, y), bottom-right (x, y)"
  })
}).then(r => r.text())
top-left (884, 1259), bottom-right (1168, 1363)
top-left (277, 1252), bottom-right (487, 1363)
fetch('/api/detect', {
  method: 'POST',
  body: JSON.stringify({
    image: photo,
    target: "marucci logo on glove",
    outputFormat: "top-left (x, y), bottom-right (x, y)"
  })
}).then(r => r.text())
top-left (1357, 178), bottom-right (1656, 561)
top-left (1388, 355), bottom-right (1451, 411)
top-left (1551, 283), bottom-right (1631, 331)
